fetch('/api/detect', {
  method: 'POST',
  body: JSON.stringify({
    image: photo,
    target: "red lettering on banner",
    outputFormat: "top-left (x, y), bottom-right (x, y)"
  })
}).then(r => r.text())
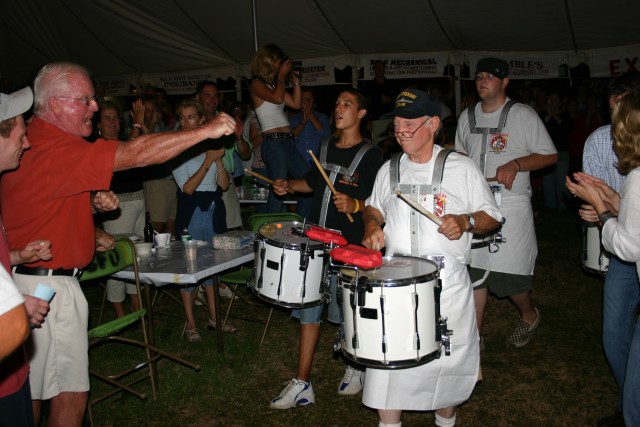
top-left (624, 57), bottom-right (638, 71)
top-left (610, 59), bottom-right (621, 75)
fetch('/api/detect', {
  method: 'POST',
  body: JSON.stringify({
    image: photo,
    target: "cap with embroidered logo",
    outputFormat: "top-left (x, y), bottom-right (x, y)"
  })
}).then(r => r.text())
top-left (0, 87), bottom-right (33, 122)
top-left (381, 89), bottom-right (441, 119)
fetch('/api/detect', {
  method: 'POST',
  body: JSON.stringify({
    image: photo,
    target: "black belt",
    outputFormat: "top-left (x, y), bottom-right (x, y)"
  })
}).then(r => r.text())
top-left (13, 265), bottom-right (83, 278)
top-left (264, 132), bottom-right (294, 140)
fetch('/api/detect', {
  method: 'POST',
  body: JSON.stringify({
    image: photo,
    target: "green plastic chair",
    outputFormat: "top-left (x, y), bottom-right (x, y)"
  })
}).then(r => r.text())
top-left (80, 238), bottom-right (200, 423)
top-left (220, 212), bottom-right (303, 346)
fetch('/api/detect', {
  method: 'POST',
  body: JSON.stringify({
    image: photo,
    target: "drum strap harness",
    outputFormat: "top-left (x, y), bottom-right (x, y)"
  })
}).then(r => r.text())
top-left (317, 137), bottom-right (376, 226)
top-left (467, 99), bottom-right (517, 177)
top-left (466, 100), bottom-right (515, 252)
top-left (389, 148), bottom-right (454, 257)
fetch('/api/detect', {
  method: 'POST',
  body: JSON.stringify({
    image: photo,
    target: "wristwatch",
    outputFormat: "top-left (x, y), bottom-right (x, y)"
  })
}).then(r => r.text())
top-left (465, 214), bottom-right (475, 232)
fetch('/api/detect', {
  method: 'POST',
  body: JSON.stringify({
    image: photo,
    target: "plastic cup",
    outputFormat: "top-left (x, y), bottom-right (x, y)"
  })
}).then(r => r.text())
top-left (184, 240), bottom-right (197, 261)
top-left (155, 232), bottom-right (171, 247)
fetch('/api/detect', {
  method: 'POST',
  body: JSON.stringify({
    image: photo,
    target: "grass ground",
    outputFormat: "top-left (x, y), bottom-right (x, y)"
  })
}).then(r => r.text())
top-left (84, 208), bottom-right (617, 426)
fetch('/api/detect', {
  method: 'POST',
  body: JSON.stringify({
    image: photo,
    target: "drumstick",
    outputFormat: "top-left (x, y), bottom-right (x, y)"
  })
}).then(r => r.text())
top-left (395, 191), bottom-right (443, 226)
top-left (308, 151), bottom-right (354, 223)
top-left (243, 169), bottom-right (294, 194)
top-left (485, 176), bottom-right (498, 182)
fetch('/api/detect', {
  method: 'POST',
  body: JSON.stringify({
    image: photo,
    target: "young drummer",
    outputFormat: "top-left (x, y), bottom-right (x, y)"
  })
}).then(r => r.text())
top-left (270, 88), bottom-right (384, 409)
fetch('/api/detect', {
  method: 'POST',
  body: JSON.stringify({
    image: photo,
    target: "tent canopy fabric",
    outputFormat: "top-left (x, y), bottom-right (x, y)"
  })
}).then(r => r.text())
top-left (1, 0), bottom-right (639, 83)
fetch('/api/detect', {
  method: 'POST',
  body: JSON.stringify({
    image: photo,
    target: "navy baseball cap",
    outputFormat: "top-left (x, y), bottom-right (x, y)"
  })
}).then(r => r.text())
top-left (475, 57), bottom-right (509, 79)
top-left (382, 89), bottom-right (441, 119)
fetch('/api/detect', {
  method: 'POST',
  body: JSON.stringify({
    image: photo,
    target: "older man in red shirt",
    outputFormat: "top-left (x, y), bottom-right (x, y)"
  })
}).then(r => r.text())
top-left (1, 62), bottom-right (235, 427)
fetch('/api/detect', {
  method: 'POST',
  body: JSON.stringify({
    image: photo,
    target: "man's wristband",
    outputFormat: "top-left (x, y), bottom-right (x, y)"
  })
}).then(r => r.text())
top-left (598, 210), bottom-right (615, 225)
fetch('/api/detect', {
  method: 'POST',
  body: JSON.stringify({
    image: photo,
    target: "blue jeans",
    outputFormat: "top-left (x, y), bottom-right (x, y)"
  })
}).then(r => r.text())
top-left (602, 257), bottom-right (640, 425)
top-left (261, 136), bottom-right (310, 213)
top-left (292, 274), bottom-right (341, 325)
top-left (184, 202), bottom-right (217, 291)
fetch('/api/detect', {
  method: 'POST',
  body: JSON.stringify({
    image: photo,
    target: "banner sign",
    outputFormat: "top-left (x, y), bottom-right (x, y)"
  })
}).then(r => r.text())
top-left (361, 54), bottom-right (450, 79)
top-left (93, 75), bottom-right (132, 97)
top-left (292, 59), bottom-right (335, 86)
top-left (586, 45), bottom-right (640, 77)
top-left (466, 53), bottom-right (565, 79)
top-left (146, 68), bottom-right (217, 95)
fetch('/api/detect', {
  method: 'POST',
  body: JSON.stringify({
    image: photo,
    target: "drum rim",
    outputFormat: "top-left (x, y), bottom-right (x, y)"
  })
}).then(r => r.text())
top-left (250, 286), bottom-right (324, 308)
top-left (337, 255), bottom-right (439, 285)
top-left (257, 220), bottom-right (325, 250)
top-left (342, 348), bottom-right (441, 369)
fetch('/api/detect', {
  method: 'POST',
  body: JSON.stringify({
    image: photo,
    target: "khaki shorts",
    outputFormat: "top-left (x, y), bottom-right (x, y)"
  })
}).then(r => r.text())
top-left (144, 179), bottom-right (177, 223)
top-left (15, 274), bottom-right (89, 400)
top-left (222, 181), bottom-right (242, 229)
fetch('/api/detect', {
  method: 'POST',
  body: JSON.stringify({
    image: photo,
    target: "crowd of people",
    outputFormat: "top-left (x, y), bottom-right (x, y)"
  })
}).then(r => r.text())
top-left (0, 49), bottom-right (638, 427)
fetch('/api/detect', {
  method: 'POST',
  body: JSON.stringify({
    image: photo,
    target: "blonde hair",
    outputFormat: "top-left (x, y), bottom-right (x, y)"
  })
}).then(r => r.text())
top-left (175, 99), bottom-right (204, 121)
top-left (612, 91), bottom-right (640, 174)
top-left (251, 44), bottom-right (285, 83)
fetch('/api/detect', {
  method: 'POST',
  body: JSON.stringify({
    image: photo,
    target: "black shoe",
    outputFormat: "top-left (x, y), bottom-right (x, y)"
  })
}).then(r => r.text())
top-left (597, 411), bottom-right (625, 427)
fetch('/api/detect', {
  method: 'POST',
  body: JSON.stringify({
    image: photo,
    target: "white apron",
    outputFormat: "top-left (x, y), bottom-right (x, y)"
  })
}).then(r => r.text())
top-left (363, 148), bottom-right (500, 410)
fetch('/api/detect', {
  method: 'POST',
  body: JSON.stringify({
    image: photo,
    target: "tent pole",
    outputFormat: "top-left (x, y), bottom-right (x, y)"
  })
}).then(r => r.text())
top-left (252, 0), bottom-right (259, 52)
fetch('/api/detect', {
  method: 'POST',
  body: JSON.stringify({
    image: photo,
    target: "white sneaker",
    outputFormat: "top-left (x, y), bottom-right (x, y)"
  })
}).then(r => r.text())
top-left (270, 378), bottom-right (315, 409)
top-left (218, 285), bottom-right (238, 300)
top-left (337, 365), bottom-right (365, 395)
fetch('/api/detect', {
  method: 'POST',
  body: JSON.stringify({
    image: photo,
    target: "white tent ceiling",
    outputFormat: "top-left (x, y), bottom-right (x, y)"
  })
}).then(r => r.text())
top-left (1, 0), bottom-right (639, 83)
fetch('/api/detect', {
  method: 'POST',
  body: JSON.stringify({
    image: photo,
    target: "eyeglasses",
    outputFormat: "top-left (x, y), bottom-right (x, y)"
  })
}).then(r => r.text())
top-left (179, 114), bottom-right (199, 121)
top-left (55, 95), bottom-right (100, 106)
top-left (394, 119), bottom-right (429, 138)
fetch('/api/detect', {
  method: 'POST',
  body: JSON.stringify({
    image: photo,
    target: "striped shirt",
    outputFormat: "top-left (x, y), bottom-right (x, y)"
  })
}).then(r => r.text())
top-left (582, 125), bottom-right (625, 192)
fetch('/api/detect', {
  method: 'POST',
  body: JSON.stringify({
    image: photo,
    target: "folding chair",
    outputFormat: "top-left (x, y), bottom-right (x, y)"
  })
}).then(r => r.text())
top-left (80, 237), bottom-right (200, 424)
top-left (220, 212), bottom-right (303, 346)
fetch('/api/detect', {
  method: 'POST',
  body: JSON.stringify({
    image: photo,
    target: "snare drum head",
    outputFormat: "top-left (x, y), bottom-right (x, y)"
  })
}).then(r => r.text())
top-left (340, 255), bottom-right (438, 285)
top-left (257, 221), bottom-right (323, 250)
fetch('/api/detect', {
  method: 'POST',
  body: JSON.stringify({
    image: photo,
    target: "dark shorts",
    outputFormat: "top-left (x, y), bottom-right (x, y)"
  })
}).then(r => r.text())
top-left (0, 376), bottom-right (35, 427)
top-left (469, 267), bottom-right (533, 298)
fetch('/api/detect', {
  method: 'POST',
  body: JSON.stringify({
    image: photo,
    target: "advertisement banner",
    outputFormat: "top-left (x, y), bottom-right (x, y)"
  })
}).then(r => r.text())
top-left (586, 45), bottom-right (640, 77)
top-left (291, 59), bottom-right (335, 86)
top-left (93, 75), bottom-right (132, 97)
top-left (467, 53), bottom-right (565, 79)
top-left (149, 68), bottom-right (217, 95)
top-left (361, 54), bottom-right (450, 79)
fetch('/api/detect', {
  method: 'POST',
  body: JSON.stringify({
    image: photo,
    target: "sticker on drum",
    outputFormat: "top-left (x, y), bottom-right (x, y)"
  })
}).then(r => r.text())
top-left (252, 221), bottom-right (328, 308)
top-left (339, 255), bottom-right (442, 368)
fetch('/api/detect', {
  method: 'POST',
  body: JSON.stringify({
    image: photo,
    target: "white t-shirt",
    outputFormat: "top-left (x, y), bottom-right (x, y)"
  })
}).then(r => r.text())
top-left (0, 264), bottom-right (24, 316)
top-left (455, 99), bottom-right (556, 274)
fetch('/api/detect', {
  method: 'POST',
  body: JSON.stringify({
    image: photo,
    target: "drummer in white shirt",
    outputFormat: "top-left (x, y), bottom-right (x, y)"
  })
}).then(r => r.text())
top-left (362, 89), bottom-right (501, 427)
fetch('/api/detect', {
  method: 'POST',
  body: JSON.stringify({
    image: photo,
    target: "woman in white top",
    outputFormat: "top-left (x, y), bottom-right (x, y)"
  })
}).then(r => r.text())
top-left (250, 44), bottom-right (309, 213)
top-left (172, 99), bottom-right (236, 342)
top-left (566, 91), bottom-right (640, 427)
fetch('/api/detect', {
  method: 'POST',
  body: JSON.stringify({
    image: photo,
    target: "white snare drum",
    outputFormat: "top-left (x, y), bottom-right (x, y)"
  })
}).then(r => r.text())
top-left (252, 221), bottom-right (327, 308)
top-left (582, 221), bottom-right (610, 275)
top-left (339, 256), bottom-right (442, 368)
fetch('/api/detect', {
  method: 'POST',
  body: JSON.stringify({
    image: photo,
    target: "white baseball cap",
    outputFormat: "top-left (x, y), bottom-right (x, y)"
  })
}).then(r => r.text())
top-left (0, 86), bottom-right (34, 121)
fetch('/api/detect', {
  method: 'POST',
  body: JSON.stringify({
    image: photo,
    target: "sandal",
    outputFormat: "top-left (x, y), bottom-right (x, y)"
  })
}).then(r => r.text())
top-left (207, 318), bottom-right (237, 333)
top-left (185, 328), bottom-right (201, 343)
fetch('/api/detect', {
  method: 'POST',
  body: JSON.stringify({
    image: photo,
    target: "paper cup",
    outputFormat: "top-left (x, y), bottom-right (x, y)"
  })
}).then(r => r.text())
top-left (33, 284), bottom-right (56, 302)
top-left (155, 233), bottom-right (171, 247)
